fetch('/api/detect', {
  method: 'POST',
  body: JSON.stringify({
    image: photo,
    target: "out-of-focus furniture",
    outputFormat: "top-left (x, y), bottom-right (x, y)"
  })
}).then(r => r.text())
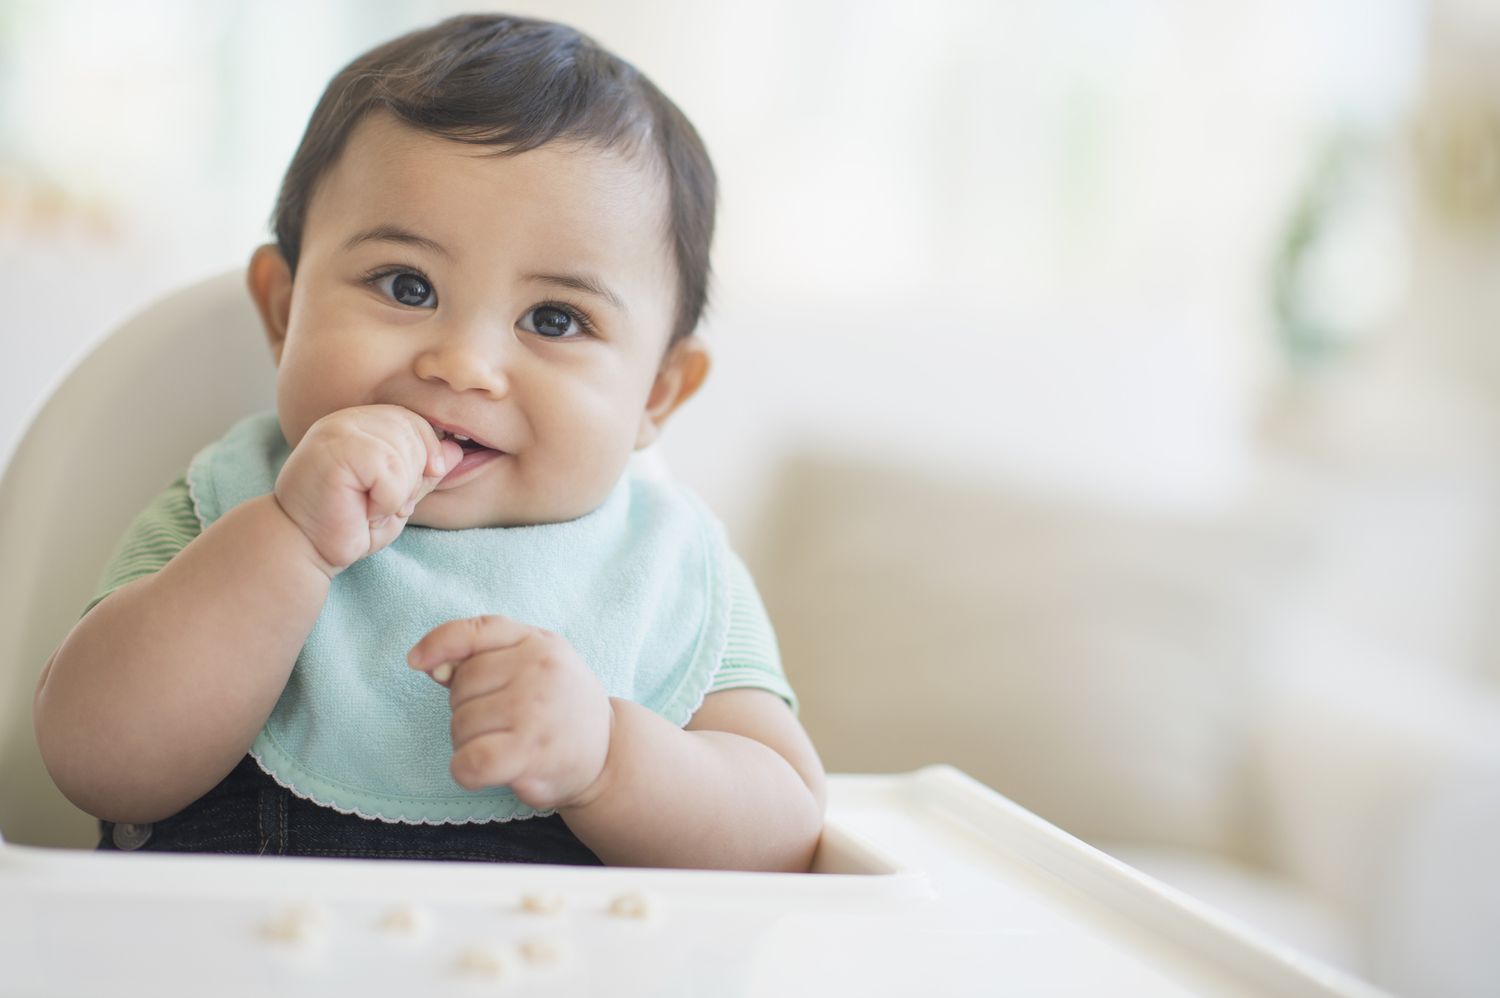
top-left (748, 451), bottom-right (1500, 998)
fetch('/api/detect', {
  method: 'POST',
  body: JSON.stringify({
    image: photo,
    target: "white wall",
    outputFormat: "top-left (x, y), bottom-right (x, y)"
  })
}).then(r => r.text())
top-left (0, 0), bottom-right (1427, 530)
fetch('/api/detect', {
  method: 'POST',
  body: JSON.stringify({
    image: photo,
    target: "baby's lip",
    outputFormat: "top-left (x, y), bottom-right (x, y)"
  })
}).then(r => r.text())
top-left (424, 416), bottom-right (504, 453)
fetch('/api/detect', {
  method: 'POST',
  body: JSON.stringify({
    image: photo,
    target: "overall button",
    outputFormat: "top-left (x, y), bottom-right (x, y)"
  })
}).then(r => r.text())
top-left (111, 822), bottom-right (154, 850)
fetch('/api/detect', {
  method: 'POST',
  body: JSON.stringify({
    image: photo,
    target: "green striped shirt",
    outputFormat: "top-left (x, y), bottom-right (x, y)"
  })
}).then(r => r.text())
top-left (92, 478), bottom-right (797, 712)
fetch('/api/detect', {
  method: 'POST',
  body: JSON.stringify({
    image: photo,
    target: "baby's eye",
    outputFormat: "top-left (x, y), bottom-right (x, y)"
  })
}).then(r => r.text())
top-left (371, 270), bottom-right (437, 309)
top-left (520, 304), bottom-right (583, 338)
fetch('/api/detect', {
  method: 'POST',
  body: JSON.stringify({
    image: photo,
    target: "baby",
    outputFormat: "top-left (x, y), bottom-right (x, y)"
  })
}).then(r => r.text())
top-left (33, 13), bottom-right (825, 870)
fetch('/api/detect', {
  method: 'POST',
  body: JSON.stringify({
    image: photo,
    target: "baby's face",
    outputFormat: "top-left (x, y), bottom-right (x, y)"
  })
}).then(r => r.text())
top-left (271, 112), bottom-right (683, 527)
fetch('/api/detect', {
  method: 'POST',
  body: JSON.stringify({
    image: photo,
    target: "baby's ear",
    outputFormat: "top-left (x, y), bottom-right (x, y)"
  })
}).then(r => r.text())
top-left (246, 244), bottom-right (294, 364)
top-left (635, 337), bottom-right (711, 449)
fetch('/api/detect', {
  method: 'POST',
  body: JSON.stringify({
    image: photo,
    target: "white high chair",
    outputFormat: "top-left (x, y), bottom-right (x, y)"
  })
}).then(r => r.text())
top-left (0, 272), bottom-right (1387, 997)
top-left (0, 270), bottom-right (273, 848)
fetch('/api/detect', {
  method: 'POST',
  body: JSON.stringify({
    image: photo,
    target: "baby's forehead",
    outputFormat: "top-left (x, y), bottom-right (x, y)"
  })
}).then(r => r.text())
top-left (333, 115), bottom-right (664, 220)
top-left (318, 118), bottom-right (660, 229)
top-left (351, 111), bottom-right (657, 184)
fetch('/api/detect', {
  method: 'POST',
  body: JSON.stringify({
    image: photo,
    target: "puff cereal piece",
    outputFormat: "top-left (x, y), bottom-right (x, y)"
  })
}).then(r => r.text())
top-left (376, 903), bottom-right (431, 937)
top-left (606, 891), bottom-right (654, 920)
top-left (453, 945), bottom-right (508, 980)
top-left (519, 892), bottom-right (566, 916)
top-left (259, 901), bottom-right (330, 947)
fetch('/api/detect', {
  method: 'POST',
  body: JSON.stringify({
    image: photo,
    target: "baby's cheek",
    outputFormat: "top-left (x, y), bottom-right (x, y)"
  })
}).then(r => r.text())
top-left (271, 391), bottom-right (318, 453)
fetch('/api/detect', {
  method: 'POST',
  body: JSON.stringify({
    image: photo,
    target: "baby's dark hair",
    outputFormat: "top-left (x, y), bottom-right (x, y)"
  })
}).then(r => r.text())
top-left (271, 13), bottom-right (717, 345)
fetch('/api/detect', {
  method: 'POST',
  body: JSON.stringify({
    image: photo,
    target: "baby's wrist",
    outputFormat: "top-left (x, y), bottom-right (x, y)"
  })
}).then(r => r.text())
top-left (262, 493), bottom-right (344, 581)
top-left (560, 697), bottom-right (621, 812)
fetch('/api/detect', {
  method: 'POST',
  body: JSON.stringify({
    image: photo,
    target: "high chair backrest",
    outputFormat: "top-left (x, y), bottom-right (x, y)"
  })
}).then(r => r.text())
top-left (0, 269), bottom-right (274, 846)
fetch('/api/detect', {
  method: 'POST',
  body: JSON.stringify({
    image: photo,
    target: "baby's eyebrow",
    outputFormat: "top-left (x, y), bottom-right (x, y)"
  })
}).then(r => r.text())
top-left (341, 224), bottom-right (453, 260)
top-left (525, 271), bottom-right (627, 314)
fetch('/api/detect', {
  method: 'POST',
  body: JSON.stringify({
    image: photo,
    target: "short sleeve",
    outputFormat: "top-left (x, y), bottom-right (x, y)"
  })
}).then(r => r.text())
top-left (85, 477), bottom-right (201, 615)
top-left (707, 549), bottom-right (799, 714)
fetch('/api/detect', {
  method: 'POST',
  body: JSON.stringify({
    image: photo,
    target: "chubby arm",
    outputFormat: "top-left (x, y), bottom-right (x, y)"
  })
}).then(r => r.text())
top-left (410, 616), bottom-right (827, 872)
top-left (565, 690), bottom-right (827, 871)
top-left (34, 406), bottom-right (458, 823)
top-left (32, 494), bottom-right (334, 823)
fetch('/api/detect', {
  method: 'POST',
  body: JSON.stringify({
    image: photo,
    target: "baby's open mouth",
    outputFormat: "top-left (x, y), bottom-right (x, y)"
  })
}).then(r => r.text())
top-left (432, 426), bottom-right (502, 454)
top-left (430, 423), bottom-right (507, 487)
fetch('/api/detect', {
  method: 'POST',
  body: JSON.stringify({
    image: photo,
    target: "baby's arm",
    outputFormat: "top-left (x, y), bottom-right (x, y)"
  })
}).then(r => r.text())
top-left (409, 617), bottom-right (826, 871)
top-left (566, 690), bottom-right (827, 871)
top-left (33, 493), bottom-right (336, 823)
top-left (33, 406), bottom-right (458, 824)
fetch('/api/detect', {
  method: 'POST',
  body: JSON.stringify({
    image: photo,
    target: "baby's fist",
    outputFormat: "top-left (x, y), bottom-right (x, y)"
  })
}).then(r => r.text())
top-left (274, 406), bottom-right (459, 575)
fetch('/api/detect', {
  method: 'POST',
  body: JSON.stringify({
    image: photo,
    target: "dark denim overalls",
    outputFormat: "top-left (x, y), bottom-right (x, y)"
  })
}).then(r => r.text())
top-left (96, 754), bottom-right (602, 864)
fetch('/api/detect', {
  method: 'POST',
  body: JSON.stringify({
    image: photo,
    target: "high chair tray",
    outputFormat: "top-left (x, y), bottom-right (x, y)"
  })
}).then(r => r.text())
top-left (0, 765), bottom-right (1385, 997)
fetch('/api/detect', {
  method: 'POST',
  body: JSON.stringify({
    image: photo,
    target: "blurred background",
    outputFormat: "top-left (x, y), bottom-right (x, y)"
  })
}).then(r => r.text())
top-left (4, 1), bottom-right (1500, 995)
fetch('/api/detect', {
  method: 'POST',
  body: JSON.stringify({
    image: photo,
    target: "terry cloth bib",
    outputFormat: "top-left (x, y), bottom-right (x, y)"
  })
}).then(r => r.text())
top-left (187, 411), bottom-right (731, 824)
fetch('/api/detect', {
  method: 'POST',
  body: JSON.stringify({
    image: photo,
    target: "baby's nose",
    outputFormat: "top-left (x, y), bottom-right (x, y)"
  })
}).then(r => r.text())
top-left (413, 330), bottom-right (511, 397)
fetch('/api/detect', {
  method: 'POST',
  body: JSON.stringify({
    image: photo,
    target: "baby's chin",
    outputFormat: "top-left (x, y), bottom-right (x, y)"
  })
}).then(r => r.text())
top-left (409, 486), bottom-right (613, 530)
top-left (407, 505), bottom-right (524, 530)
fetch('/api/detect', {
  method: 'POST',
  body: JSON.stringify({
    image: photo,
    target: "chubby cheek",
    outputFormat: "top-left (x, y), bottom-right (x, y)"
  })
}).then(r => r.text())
top-left (534, 389), bottom-right (644, 509)
top-left (273, 322), bottom-right (372, 448)
top-left (273, 376), bottom-right (312, 450)
top-left (273, 358), bottom-right (327, 450)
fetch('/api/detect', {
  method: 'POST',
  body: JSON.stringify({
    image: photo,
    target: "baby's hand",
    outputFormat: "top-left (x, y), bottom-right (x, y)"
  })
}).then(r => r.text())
top-left (274, 405), bottom-right (461, 575)
top-left (407, 615), bottom-right (613, 811)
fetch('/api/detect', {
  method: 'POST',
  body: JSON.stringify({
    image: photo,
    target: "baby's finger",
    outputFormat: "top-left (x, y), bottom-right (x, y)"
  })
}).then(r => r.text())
top-left (367, 513), bottom-right (407, 552)
top-left (445, 649), bottom-right (522, 711)
top-left (398, 477), bottom-right (431, 518)
top-left (401, 409), bottom-right (460, 480)
top-left (450, 689), bottom-right (518, 747)
top-left (409, 438), bottom-right (462, 512)
top-left (451, 730), bottom-right (527, 792)
top-left (357, 411), bottom-right (429, 493)
top-left (407, 614), bottom-right (532, 672)
top-left (383, 405), bottom-right (435, 471)
top-left (364, 450), bottom-right (413, 519)
top-left (431, 437), bottom-right (463, 480)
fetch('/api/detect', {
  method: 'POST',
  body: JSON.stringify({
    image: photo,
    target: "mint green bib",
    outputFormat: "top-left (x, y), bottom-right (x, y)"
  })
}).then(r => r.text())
top-left (187, 411), bottom-right (730, 824)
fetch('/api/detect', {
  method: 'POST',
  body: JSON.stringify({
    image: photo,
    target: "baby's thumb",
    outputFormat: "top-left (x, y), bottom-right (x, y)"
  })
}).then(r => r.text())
top-left (413, 437), bottom-right (465, 506)
top-left (437, 438), bottom-right (464, 477)
top-left (423, 438), bottom-right (464, 482)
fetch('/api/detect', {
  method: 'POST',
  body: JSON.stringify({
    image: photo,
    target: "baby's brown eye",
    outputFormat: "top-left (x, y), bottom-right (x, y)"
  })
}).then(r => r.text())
top-left (526, 305), bottom-right (575, 338)
top-left (390, 272), bottom-right (433, 307)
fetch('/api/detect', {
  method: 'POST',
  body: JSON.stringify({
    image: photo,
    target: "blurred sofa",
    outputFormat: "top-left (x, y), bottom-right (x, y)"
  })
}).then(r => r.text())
top-left (746, 451), bottom-right (1500, 998)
